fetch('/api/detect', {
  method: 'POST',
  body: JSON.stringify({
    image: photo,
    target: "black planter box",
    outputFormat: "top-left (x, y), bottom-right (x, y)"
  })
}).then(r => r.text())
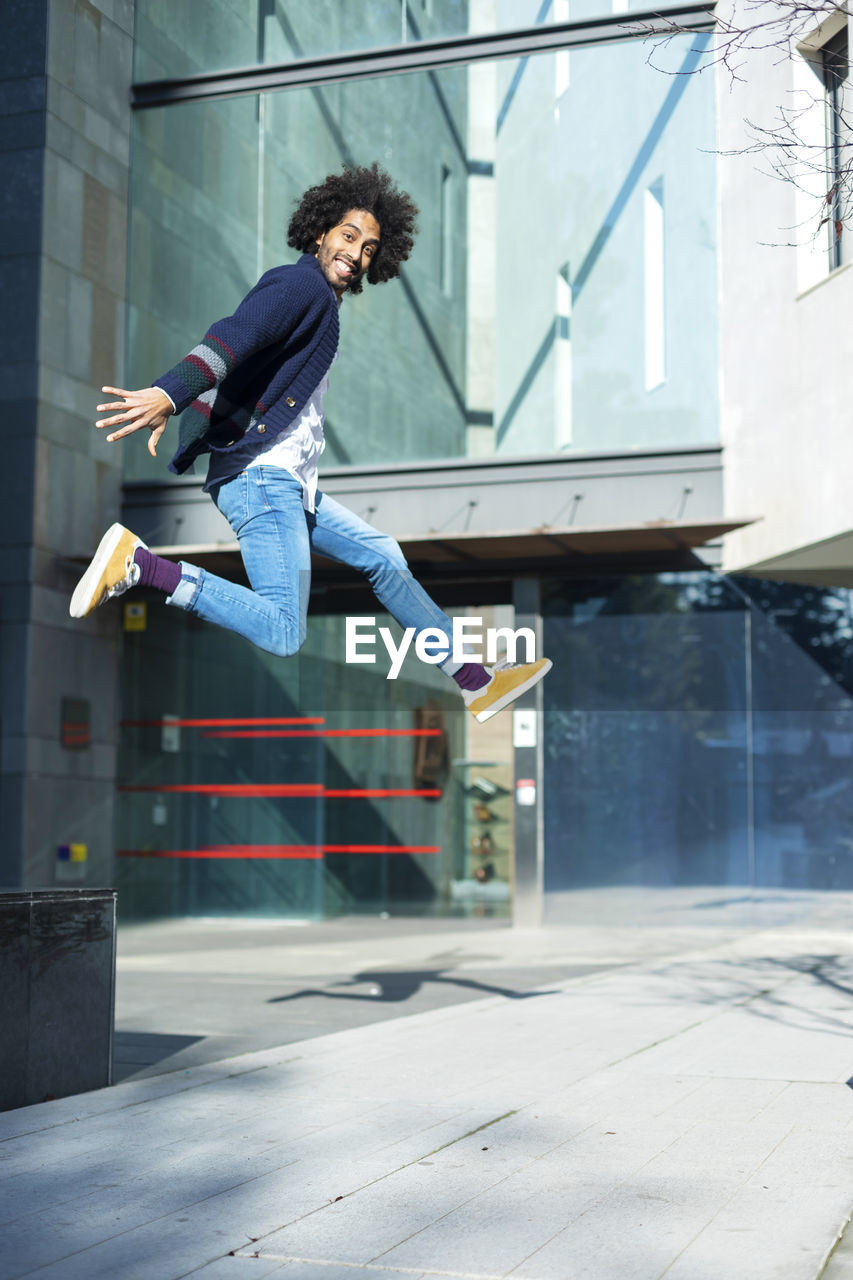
top-left (0, 888), bottom-right (117, 1110)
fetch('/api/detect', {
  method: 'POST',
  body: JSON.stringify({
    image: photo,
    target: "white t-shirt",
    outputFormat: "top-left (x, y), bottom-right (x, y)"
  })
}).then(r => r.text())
top-left (247, 353), bottom-right (338, 513)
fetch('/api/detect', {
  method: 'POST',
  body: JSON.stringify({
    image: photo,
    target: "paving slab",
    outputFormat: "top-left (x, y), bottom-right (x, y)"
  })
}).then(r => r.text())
top-left (3, 907), bottom-right (853, 1280)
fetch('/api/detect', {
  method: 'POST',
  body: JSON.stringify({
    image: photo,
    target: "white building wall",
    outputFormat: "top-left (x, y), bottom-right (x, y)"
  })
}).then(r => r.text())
top-left (719, 0), bottom-right (853, 579)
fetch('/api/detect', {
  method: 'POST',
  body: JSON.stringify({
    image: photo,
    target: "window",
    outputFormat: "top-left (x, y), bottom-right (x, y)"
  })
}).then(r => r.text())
top-left (127, 33), bottom-right (717, 477)
top-left (822, 24), bottom-right (849, 269)
top-left (644, 180), bottom-right (666, 390)
top-left (555, 265), bottom-right (572, 447)
top-left (794, 11), bottom-right (851, 288)
top-left (440, 163), bottom-right (453, 297)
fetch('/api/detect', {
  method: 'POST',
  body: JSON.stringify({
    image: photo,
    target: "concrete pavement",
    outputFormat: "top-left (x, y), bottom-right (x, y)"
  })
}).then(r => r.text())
top-left (111, 903), bottom-right (745, 1082)
top-left (111, 885), bottom-right (822, 1081)
top-left (3, 890), bottom-right (853, 1278)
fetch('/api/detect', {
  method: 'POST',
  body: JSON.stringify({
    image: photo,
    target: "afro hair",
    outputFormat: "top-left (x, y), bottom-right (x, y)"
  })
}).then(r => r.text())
top-left (287, 163), bottom-right (418, 295)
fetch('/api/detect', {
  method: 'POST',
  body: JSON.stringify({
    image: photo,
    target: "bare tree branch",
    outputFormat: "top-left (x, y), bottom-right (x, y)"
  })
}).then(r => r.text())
top-left (628, 1), bottom-right (852, 247)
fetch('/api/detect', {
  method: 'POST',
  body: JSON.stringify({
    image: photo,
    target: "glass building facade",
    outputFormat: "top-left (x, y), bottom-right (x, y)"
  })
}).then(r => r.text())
top-left (115, 1), bottom-right (853, 922)
top-left (544, 573), bottom-right (853, 913)
top-left (116, 605), bottom-right (470, 917)
top-left (125, 1), bottom-right (717, 482)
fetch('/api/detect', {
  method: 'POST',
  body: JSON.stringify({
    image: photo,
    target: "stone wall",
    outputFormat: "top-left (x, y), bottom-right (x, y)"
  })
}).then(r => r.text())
top-left (0, 0), bottom-right (134, 888)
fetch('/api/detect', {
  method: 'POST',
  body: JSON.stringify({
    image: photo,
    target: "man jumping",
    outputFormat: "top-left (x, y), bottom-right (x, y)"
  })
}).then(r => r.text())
top-left (70, 164), bottom-right (551, 722)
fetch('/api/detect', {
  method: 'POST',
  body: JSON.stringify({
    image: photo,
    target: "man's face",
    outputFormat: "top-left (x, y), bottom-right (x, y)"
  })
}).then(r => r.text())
top-left (315, 207), bottom-right (381, 295)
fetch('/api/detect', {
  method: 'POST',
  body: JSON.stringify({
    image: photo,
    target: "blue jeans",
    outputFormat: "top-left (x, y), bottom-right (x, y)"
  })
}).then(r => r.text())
top-left (167, 467), bottom-right (455, 661)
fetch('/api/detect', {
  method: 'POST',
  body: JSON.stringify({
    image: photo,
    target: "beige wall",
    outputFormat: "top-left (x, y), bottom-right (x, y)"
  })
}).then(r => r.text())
top-left (718, 0), bottom-right (853, 580)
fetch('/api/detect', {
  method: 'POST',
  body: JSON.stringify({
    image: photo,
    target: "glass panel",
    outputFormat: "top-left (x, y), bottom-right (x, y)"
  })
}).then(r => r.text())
top-left (739, 578), bottom-right (853, 890)
top-left (133, 1), bottom-right (691, 81)
top-left (115, 602), bottom-right (501, 920)
top-left (125, 33), bottom-right (716, 481)
top-left (542, 574), bottom-right (750, 903)
top-left (492, 34), bottom-right (716, 456)
top-left (542, 571), bottom-right (853, 914)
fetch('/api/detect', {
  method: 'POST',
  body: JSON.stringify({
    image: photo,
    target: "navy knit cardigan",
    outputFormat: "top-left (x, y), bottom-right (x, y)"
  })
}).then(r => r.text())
top-left (154, 253), bottom-right (340, 488)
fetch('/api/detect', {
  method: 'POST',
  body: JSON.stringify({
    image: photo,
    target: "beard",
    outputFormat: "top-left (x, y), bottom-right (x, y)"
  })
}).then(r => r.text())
top-left (316, 243), bottom-right (363, 293)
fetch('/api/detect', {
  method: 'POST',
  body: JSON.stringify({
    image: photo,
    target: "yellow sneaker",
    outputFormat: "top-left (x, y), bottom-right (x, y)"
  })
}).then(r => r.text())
top-left (69, 524), bottom-right (146, 618)
top-left (462, 657), bottom-right (552, 723)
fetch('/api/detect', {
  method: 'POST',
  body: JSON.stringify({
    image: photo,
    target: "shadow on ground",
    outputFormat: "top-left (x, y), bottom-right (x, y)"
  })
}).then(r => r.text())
top-left (268, 966), bottom-right (561, 1005)
top-left (622, 952), bottom-right (853, 1056)
top-left (113, 1031), bottom-right (205, 1082)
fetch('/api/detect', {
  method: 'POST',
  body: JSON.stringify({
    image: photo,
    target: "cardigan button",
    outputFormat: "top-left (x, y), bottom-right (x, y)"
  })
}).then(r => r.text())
top-left (257, 424), bottom-right (266, 434)
top-left (285, 397), bottom-right (296, 407)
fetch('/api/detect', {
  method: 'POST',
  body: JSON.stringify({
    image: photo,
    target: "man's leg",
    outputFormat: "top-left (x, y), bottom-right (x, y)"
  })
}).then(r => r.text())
top-left (308, 490), bottom-right (551, 719)
top-left (70, 475), bottom-right (551, 717)
top-left (309, 488), bottom-right (456, 655)
top-left (70, 471), bottom-right (311, 658)
top-left (169, 470), bottom-right (311, 655)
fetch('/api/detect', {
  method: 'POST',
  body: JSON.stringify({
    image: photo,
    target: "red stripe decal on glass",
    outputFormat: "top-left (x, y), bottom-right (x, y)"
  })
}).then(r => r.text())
top-left (322, 788), bottom-right (443, 798)
top-left (117, 784), bottom-right (442, 798)
top-left (200, 728), bottom-right (441, 739)
top-left (116, 844), bottom-right (440, 859)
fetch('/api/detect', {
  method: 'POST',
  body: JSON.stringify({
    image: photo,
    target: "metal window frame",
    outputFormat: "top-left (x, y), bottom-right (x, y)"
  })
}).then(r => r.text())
top-left (131, 3), bottom-right (715, 109)
top-left (823, 25), bottom-right (849, 270)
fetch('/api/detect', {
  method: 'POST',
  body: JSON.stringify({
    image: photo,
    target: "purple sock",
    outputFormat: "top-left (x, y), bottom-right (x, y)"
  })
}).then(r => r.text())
top-left (451, 662), bottom-right (491, 692)
top-left (134, 547), bottom-right (182, 597)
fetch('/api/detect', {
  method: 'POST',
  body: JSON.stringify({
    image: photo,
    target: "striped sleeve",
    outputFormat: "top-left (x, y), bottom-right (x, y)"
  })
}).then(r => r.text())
top-left (152, 269), bottom-right (320, 415)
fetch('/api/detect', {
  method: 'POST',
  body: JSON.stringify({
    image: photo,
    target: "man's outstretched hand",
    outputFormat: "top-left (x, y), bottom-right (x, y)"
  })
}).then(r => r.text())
top-left (96, 386), bottom-right (174, 457)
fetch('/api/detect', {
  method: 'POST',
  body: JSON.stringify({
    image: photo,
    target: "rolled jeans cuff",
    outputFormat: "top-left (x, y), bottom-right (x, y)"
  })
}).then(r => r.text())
top-left (166, 562), bottom-right (203, 610)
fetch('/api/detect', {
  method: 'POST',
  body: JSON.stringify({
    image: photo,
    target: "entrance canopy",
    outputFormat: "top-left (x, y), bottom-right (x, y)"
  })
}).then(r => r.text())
top-left (151, 519), bottom-right (754, 599)
top-left (125, 448), bottom-right (753, 593)
top-left (395, 519), bottom-right (753, 570)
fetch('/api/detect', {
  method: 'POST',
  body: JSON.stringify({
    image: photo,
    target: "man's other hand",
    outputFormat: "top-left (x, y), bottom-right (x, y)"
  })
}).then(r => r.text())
top-left (96, 386), bottom-right (174, 457)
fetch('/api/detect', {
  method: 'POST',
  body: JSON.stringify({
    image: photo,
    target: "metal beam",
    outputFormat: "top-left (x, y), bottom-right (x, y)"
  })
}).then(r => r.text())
top-left (511, 577), bottom-right (545, 928)
top-left (132, 4), bottom-right (715, 109)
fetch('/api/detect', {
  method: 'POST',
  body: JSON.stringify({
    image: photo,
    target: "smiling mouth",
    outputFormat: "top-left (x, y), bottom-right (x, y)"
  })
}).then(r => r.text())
top-left (334, 257), bottom-right (356, 277)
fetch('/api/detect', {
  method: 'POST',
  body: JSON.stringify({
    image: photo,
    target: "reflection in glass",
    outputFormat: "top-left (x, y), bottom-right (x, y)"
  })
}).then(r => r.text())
top-left (125, 33), bottom-right (716, 481)
top-left (116, 605), bottom-right (469, 919)
top-left (134, 0), bottom-right (692, 81)
top-left (543, 573), bottom-right (853, 899)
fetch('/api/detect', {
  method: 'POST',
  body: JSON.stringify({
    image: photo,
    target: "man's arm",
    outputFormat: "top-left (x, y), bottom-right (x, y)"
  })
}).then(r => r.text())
top-left (151, 269), bottom-right (318, 417)
top-left (96, 267), bottom-right (321, 457)
top-left (95, 385), bottom-right (174, 457)
top-left (93, 277), bottom-right (290, 457)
